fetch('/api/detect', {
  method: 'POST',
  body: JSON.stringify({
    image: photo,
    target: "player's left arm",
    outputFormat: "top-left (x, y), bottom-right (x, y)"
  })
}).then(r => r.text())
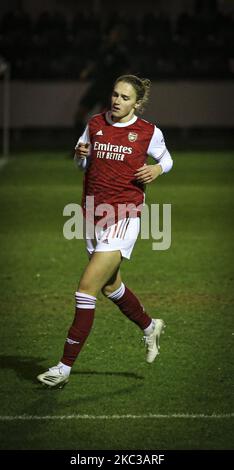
top-left (135, 127), bottom-right (173, 184)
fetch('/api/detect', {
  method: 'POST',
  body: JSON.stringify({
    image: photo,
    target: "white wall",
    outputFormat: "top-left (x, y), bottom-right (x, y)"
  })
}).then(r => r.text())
top-left (0, 80), bottom-right (233, 128)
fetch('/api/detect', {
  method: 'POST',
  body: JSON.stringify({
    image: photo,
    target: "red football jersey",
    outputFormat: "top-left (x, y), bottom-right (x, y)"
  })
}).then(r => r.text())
top-left (82, 112), bottom-right (155, 223)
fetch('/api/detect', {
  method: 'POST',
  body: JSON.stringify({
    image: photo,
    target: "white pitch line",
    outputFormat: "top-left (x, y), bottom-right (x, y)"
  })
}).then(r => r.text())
top-left (0, 413), bottom-right (233, 421)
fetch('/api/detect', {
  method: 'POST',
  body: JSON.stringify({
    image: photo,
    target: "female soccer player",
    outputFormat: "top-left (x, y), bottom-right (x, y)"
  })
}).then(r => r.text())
top-left (37, 75), bottom-right (173, 388)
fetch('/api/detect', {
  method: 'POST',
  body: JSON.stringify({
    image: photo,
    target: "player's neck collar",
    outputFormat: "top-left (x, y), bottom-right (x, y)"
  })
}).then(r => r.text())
top-left (105, 111), bottom-right (138, 127)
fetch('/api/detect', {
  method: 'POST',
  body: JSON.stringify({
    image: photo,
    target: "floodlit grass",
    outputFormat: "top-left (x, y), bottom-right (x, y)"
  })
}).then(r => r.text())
top-left (0, 151), bottom-right (233, 449)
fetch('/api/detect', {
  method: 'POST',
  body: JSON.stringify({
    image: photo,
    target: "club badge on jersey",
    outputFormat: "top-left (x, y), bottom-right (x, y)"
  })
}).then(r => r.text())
top-left (128, 132), bottom-right (138, 142)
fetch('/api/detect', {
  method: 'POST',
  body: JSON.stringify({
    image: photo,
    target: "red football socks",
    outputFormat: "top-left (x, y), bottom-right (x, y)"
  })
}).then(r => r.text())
top-left (108, 283), bottom-right (152, 330)
top-left (61, 285), bottom-right (152, 367)
top-left (61, 292), bottom-right (96, 367)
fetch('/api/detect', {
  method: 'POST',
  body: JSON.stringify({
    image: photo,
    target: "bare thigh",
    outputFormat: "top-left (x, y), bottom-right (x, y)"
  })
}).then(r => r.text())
top-left (102, 268), bottom-right (122, 296)
top-left (78, 251), bottom-right (122, 297)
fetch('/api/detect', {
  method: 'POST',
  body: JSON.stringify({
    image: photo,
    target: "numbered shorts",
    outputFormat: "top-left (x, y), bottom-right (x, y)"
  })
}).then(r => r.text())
top-left (85, 217), bottom-right (140, 260)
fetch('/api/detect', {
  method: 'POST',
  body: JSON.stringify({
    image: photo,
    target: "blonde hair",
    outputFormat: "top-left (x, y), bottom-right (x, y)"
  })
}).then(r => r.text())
top-left (114, 74), bottom-right (151, 114)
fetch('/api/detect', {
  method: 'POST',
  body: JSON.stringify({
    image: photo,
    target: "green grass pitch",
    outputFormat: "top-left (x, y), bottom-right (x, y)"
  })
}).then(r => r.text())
top-left (0, 151), bottom-right (233, 450)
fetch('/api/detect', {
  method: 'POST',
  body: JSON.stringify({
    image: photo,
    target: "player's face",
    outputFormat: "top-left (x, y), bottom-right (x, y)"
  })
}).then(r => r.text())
top-left (111, 81), bottom-right (139, 122)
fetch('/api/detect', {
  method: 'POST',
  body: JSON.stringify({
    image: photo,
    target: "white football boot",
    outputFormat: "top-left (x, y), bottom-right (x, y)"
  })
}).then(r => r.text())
top-left (143, 319), bottom-right (166, 363)
top-left (37, 364), bottom-right (69, 389)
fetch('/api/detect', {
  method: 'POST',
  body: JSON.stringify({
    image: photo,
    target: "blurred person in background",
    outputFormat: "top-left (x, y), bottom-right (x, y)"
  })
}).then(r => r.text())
top-left (74, 24), bottom-right (129, 137)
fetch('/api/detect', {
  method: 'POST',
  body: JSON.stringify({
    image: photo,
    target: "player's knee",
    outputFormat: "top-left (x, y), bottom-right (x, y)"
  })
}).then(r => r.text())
top-left (78, 279), bottom-right (95, 296)
top-left (102, 286), bottom-right (108, 297)
top-left (102, 285), bottom-right (115, 297)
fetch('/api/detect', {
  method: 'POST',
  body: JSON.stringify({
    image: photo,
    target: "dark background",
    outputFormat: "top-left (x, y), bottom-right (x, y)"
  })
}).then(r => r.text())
top-left (0, 0), bottom-right (234, 151)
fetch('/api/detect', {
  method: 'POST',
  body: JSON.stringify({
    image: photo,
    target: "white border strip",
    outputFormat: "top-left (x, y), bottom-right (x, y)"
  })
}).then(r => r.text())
top-left (0, 413), bottom-right (233, 421)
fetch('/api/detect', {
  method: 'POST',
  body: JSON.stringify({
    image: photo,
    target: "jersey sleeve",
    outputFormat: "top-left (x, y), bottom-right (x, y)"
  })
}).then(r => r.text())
top-left (147, 126), bottom-right (173, 174)
top-left (74, 124), bottom-right (91, 171)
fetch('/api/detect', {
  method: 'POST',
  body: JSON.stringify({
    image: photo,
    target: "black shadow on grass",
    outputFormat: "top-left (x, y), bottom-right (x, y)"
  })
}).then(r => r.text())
top-left (0, 355), bottom-right (145, 383)
top-left (0, 355), bottom-right (47, 381)
top-left (73, 370), bottom-right (145, 380)
top-left (0, 355), bottom-right (145, 411)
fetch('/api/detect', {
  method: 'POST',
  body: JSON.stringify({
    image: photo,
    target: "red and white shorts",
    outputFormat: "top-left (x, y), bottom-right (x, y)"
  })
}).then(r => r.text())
top-left (85, 217), bottom-right (140, 260)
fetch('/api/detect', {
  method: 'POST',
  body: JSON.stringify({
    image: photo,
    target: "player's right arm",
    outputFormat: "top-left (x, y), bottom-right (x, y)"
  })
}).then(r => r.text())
top-left (74, 125), bottom-right (91, 170)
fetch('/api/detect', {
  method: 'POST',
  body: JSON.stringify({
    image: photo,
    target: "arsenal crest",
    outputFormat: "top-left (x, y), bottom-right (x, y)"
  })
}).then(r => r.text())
top-left (128, 132), bottom-right (138, 142)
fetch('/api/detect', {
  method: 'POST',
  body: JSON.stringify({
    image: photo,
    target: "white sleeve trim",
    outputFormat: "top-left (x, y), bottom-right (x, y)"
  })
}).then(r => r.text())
top-left (75, 125), bottom-right (91, 148)
top-left (158, 149), bottom-right (173, 174)
top-left (74, 155), bottom-right (88, 170)
top-left (147, 126), bottom-right (173, 174)
top-left (74, 124), bottom-right (91, 171)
